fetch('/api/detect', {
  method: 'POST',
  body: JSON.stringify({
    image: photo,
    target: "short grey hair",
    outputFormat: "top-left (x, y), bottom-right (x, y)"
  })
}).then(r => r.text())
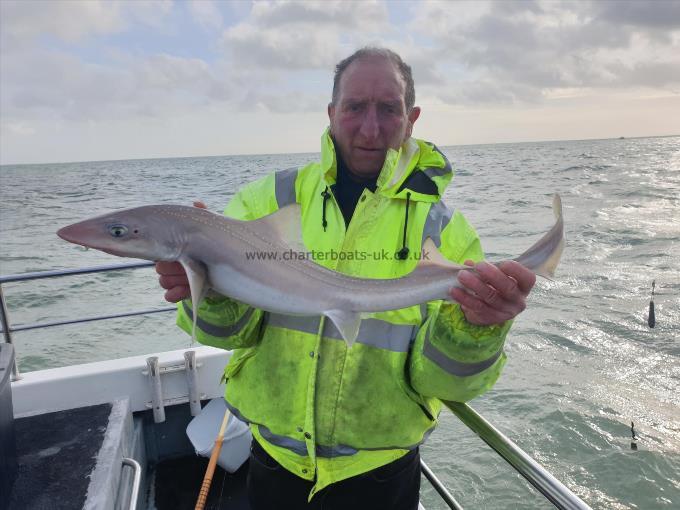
top-left (331, 47), bottom-right (416, 111)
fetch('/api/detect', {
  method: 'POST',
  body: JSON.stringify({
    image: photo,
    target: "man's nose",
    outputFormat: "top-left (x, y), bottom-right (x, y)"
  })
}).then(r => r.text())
top-left (358, 105), bottom-right (379, 139)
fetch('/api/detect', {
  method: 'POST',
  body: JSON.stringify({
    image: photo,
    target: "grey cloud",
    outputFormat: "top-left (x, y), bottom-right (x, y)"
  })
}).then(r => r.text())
top-left (0, 0), bottom-right (172, 53)
top-left (415, 0), bottom-right (680, 106)
top-left (0, 49), bottom-right (237, 122)
top-left (237, 89), bottom-right (327, 114)
top-left (467, 9), bottom-right (541, 51)
top-left (493, 0), bottom-right (543, 15)
top-left (437, 79), bottom-right (542, 106)
top-left (606, 60), bottom-right (680, 89)
top-left (592, 0), bottom-right (680, 30)
top-left (0, 0), bottom-right (124, 44)
top-left (410, 59), bottom-right (447, 88)
top-left (222, 25), bottom-right (341, 70)
top-left (250, 0), bottom-right (388, 30)
top-left (221, 1), bottom-right (390, 71)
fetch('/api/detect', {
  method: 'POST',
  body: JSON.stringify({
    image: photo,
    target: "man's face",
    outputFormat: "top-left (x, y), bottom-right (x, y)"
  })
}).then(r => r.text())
top-left (328, 57), bottom-right (421, 179)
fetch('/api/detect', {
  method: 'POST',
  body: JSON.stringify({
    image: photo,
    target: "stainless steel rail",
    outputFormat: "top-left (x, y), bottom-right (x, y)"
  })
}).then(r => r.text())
top-left (0, 261), bottom-right (162, 380)
top-left (420, 459), bottom-right (464, 510)
top-left (1, 262), bottom-right (593, 509)
top-left (9, 306), bottom-right (175, 333)
top-left (443, 401), bottom-right (592, 510)
top-left (122, 457), bottom-right (142, 510)
top-left (0, 285), bottom-right (16, 378)
top-left (0, 261), bottom-right (154, 284)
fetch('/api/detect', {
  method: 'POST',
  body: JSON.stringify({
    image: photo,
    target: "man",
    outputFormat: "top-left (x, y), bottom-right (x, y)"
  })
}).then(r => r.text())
top-left (157, 47), bottom-right (535, 509)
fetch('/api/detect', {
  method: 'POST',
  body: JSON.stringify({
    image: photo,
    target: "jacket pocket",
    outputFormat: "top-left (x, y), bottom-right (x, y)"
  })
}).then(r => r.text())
top-left (397, 373), bottom-right (436, 424)
top-left (223, 346), bottom-right (258, 381)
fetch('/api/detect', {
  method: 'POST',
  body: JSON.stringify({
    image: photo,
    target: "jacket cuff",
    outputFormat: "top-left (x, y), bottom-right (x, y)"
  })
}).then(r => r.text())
top-left (177, 297), bottom-right (263, 349)
top-left (409, 303), bottom-right (511, 402)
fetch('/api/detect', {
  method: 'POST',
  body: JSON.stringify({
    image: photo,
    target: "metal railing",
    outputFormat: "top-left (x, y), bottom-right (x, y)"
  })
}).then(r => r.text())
top-left (443, 401), bottom-right (591, 510)
top-left (0, 263), bottom-right (592, 510)
top-left (420, 459), bottom-right (464, 509)
top-left (0, 261), bottom-right (171, 380)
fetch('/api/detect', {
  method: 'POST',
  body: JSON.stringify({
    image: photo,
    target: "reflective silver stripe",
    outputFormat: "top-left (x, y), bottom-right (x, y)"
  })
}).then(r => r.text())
top-left (264, 313), bottom-right (320, 335)
top-left (420, 303), bottom-right (428, 323)
top-left (323, 318), bottom-right (415, 352)
top-left (429, 144), bottom-right (453, 175)
top-left (422, 200), bottom-right (453, 248)
top-left (224, 399), bottom-right (250, 424)
top-left (258, 425), bottom-right (433, 458)
top-left (422, 328), bottom-right (503, 377)
top-left (422, 166), bottom-right (451, 179)
top-left (275, 167), bottom-right (298, 208)
top-left (182, 301), bottom-right (255, 338)
top-left (264, 313), bottom-right (414, 352)
top-left (259, 425), bottom-right (309, 456)
top-left (316, 443), bottom-right (358, 457)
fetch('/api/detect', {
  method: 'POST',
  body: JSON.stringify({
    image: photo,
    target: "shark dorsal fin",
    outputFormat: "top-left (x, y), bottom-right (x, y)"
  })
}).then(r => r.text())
top-left (419, 237), bottom-right (467, 270)
top-left (250, 203), bottom-right (305, 252)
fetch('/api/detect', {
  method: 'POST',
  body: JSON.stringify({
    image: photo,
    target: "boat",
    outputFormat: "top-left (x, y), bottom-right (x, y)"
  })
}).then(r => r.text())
top-left (1, 262), bottom-right (593, 510)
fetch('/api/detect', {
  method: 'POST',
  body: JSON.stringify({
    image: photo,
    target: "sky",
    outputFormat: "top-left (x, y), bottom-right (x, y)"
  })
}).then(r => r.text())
top-left (1, 0), bottom-right (679, 165)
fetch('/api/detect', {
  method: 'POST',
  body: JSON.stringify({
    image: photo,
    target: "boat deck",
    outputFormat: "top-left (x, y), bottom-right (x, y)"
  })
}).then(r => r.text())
top-left (9, 399), bottom-right (250, 510)
top-left (11, 403), bottom-right (113, 509)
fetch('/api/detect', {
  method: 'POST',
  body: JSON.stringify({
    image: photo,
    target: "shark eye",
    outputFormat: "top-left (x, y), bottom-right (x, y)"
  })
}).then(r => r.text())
top-left (108, 225), bottom-right (128, 238)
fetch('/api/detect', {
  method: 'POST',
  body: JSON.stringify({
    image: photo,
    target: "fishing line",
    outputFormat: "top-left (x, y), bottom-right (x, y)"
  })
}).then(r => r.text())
top-left (217, 466), bottom-right (228, 509)
top-left (647, 280), bottom-right (655, 328)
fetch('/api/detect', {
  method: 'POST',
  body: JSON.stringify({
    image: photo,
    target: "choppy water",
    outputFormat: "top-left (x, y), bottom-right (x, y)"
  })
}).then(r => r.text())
top-left (1, 136), bottom-right (679, 509)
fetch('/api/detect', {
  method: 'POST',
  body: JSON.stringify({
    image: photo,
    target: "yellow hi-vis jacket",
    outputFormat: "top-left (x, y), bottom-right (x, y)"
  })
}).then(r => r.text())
top-left (177, 129), bottom-right (512, 498)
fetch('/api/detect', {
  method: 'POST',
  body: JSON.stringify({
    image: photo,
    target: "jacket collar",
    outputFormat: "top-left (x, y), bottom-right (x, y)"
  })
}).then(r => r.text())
top-left (319, 128), bottom-right (454, 203)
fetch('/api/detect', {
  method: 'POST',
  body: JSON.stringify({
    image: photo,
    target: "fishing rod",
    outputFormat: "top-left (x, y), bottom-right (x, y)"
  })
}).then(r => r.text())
top-left (195, 407), bottom-right (232, 510)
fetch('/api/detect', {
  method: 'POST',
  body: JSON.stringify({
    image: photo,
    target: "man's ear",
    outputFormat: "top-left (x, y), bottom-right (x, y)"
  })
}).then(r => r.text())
top-left (328, 102), bottom-right (336, 124)
top-left (405, 106), bottom-right (421, 139)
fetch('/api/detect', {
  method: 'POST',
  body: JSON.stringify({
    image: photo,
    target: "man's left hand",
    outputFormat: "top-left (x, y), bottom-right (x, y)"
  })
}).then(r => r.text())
top-left (449, 260), bottom-right (536, 326)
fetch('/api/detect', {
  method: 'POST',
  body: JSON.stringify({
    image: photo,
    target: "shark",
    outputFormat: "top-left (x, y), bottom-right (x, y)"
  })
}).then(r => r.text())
top-left (57, 195), bottom-right (564, 345)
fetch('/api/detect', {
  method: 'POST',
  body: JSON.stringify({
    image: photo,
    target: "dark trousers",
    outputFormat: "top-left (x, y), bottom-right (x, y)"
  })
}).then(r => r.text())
top-left (247, 440), bottom-right (421, 510)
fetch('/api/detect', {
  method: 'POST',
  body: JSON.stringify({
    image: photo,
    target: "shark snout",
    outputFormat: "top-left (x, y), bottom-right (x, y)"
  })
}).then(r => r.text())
top-left (57, 221), bottom-right (101, 248)
top-left (57, 224), bottom-right (81, 244)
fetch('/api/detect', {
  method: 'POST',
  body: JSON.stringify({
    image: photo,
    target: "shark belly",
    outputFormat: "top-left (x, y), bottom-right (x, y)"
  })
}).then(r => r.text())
top-left (207, 264), bottom-right (330, 316)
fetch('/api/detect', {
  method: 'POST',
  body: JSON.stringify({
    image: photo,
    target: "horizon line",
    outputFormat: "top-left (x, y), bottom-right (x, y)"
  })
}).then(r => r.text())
top-left (2, 133), bottom-right (678, 168)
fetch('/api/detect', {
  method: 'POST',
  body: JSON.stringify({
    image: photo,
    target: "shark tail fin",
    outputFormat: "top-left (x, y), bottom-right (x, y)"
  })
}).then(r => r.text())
top-left (514, 194), bottom-right (565, 279)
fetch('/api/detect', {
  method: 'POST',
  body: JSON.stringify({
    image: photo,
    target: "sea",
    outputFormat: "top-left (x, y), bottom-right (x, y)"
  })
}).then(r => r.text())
top-left (1, 135), bottom-right (678, 509)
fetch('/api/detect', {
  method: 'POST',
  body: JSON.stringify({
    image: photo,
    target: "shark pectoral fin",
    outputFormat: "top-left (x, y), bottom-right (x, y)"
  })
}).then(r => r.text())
top-left (251, 203), bottom-right (306, 252)
top-left (179, 257), bottom-right (209, 344)
top-left (325, 310), bottom-right (362, 347)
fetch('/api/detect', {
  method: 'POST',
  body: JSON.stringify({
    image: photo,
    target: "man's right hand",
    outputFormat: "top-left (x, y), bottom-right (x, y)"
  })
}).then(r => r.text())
top-left (156, 261), bottom-right (189, 303)
top-left (155, 201), bottom-right (207, 303)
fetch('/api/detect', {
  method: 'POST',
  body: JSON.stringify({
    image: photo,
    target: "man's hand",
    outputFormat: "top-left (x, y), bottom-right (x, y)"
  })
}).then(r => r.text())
top-left (156, 261), bottom-right (189, 302)
top-left (449, 260), bottom-right (536, 326)
top-left (155, 201), bottom-right (207, 303)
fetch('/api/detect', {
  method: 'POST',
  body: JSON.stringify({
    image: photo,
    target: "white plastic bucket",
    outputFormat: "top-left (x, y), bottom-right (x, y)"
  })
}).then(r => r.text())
top-left (186, 397), bottom-right (252, 473)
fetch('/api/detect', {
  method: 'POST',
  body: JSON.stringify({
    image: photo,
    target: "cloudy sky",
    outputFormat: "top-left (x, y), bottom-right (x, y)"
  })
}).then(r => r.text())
top-left (1, 0), bottom-right (679, 165)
